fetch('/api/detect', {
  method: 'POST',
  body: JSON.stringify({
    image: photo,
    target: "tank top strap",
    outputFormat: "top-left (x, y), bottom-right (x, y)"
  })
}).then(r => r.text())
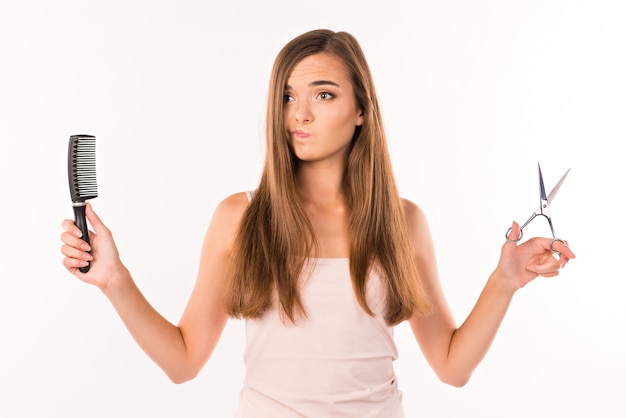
top-left (245, 190), bottom-right (255, 202)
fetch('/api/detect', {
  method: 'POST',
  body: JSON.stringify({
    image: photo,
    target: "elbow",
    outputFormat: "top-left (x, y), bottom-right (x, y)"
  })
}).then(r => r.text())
top-left (437, 370), bottom-right (472, 388)
top-left (442, 376), bottom-right (470, 388)
top-left (167, 368), bottom-right (199, 385)
top-left (169, 375), bottom-right (192, 385)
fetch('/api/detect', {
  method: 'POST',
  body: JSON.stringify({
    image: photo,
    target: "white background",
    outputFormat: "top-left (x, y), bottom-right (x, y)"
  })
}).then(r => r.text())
top-left (1, 1), bottom-right (625, 417)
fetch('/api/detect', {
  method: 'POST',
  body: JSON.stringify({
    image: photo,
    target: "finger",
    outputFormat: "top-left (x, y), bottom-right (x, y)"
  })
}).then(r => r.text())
top-left (551, 240), bottom-right (576, 259)
top-left (62, 219), bottom-right (84, 238)
top-left (61, 243), bottom-right (93, 264)
top-left (527, 257), bottom-right (561, 276)
top-left (62, 254), bottom-right (90, 271)
top-left (557, 251), bottom-right (575, 269)
top-left (527, 265), bottom-right (560, 277)
top-left (549, 240), bottom-right (575, 269)
top-left (60, 230), bottom-right (91, 251)
top-left (505, 221), bottom-right (521, 244)
top-left (85, 202), bottom-right (109, 235)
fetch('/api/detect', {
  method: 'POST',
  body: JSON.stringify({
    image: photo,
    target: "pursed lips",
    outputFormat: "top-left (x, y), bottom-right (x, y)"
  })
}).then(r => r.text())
top-left (292, 129), bottom-right (311, 140)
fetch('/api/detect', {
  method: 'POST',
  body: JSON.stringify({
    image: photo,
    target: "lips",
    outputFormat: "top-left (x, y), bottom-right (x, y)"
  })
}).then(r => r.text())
top-left (292, 129), bottom-right (310, 140)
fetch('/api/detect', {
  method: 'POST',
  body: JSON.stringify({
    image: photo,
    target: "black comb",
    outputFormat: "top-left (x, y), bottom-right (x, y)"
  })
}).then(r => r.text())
top-left (68, 134), bottom-right (98, 273)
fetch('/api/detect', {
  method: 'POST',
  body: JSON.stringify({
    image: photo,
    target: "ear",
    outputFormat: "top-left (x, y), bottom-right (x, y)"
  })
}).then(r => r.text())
top-left (356, 110), bottom-right (364, 127)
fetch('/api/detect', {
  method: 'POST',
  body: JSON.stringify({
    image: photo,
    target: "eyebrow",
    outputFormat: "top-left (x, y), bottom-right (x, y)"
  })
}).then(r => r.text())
top-left (285, 80), bottom-right (340, 90)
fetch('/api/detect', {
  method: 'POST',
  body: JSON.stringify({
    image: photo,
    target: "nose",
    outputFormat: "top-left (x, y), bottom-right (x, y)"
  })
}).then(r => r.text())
top-left (294, 100), bottom-right (313, 124)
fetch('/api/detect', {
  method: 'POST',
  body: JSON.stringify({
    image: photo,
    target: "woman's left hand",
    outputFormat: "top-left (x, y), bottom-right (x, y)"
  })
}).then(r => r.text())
top-left (497, 221), bottom-right (576, 291)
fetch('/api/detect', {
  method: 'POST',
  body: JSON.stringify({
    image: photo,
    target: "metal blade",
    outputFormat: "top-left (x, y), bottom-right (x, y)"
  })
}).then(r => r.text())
top-left (547, 168), bottom-right (571, 204)
top-left (538, 162), bottom-right (547, 201)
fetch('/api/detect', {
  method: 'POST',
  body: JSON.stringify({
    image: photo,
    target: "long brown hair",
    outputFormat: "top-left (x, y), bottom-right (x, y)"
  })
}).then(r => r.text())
top-left (225, 29), bottom-right (431, 326)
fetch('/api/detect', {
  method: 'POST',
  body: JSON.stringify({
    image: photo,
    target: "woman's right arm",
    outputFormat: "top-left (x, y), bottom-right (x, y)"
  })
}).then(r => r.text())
top-left (60, 193), bottom-right (249, 383)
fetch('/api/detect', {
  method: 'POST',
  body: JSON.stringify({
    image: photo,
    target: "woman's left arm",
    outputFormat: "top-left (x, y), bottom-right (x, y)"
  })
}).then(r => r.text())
top-left (405, 200), bottom-right (575, 387)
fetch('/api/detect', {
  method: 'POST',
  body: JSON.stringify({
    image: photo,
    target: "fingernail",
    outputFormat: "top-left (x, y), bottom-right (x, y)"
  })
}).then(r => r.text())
top-left (74, 230), bottom-right (82, 238)
top-left (526, 266), bottom-right (537, 273)
top-left (80, 242), bottom-right (90, 251)
top-left (83, 253), bottom-right (92, 261)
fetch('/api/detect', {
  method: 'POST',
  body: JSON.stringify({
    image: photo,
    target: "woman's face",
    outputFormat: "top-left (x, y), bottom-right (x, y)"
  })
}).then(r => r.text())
top-left (283, 53), bottom-right (363, 164)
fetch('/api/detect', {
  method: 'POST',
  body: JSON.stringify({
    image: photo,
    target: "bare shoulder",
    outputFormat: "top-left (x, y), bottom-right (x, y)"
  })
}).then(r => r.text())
top-left (401, 198), bottom-right (429, 230)
top-left (213, 191), bottom-right (250, 220)
top-left (204, 191), bottom-right (251, 253)
top-left (401, 198), bottom-right (435, 256)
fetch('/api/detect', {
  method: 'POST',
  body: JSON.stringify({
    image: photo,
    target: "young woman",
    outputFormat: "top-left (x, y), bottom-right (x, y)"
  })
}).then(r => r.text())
top-left (60, 29), bottom-right (575, 417)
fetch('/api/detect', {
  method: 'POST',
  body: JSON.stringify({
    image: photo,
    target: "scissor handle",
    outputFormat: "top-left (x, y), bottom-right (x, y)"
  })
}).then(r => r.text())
top-left (505, 227), bottom-right (523, 243)
top-left (506, 232), bottom-right (566, 258)
top-left (550, 238), bottom-right (567, 255)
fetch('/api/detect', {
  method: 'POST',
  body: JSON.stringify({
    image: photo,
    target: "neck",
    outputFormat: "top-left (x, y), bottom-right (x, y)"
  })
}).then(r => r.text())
top-left (296, 160), bottom-right (345, 206)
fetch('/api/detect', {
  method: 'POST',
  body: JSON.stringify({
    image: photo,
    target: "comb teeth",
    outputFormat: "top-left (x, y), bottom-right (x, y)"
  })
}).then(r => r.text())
top-left (68, 135), bottom-right (98, 202)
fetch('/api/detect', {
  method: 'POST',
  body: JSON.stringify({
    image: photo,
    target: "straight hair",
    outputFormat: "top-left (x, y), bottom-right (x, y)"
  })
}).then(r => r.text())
top-left (225, 29), bottom-right (431, 326)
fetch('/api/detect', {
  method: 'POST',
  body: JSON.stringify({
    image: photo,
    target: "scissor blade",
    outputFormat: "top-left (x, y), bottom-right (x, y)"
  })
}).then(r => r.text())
top-left (538, 163), bottom-right (548, 201)
top-left (547, 168), bottom-right (571, 204)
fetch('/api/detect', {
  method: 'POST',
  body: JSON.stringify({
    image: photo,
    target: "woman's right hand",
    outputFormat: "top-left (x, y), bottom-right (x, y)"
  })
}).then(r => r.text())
top-left (60, 203), bottom-right (126, 291)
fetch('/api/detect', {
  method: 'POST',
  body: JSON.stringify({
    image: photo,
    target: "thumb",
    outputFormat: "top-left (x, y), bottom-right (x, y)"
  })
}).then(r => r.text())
top-left (84, 202), bottom-right (108, 234)
top-left (506, 221), bottom-right (521, 244)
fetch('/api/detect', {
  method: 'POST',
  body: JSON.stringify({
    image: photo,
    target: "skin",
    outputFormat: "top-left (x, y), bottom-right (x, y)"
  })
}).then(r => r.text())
top-left (60, 52), bottom-right (575, 387)
top-left (284, 53), bottom-right (363, 257)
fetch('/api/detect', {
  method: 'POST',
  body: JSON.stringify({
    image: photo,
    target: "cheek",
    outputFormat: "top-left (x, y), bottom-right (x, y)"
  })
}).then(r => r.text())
top-left (319, 103), bottom-right (347, 122)
top-left (283, 107), bottom-right (293, 126)
top-left (331, 110), bottom-right (361, 134)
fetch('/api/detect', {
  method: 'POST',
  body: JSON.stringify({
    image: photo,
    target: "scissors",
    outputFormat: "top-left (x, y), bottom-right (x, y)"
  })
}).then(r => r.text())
top-left (506, 163), bottom-right (570, 253)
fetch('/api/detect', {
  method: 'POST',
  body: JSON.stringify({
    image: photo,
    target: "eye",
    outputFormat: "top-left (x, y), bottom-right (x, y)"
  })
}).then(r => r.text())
top-left (318, 92), bottom-right (333, 100)
top-left (283, 94), bottom-right (294, 103)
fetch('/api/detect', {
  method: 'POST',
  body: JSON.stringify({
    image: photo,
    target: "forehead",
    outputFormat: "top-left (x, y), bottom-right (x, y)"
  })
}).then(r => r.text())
top-left (287, 53), bottom-right (351, 86)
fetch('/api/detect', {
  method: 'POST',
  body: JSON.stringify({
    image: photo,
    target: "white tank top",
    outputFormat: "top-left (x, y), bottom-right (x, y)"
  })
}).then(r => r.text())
top-left (234, 192), bottom-right (405, 417)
